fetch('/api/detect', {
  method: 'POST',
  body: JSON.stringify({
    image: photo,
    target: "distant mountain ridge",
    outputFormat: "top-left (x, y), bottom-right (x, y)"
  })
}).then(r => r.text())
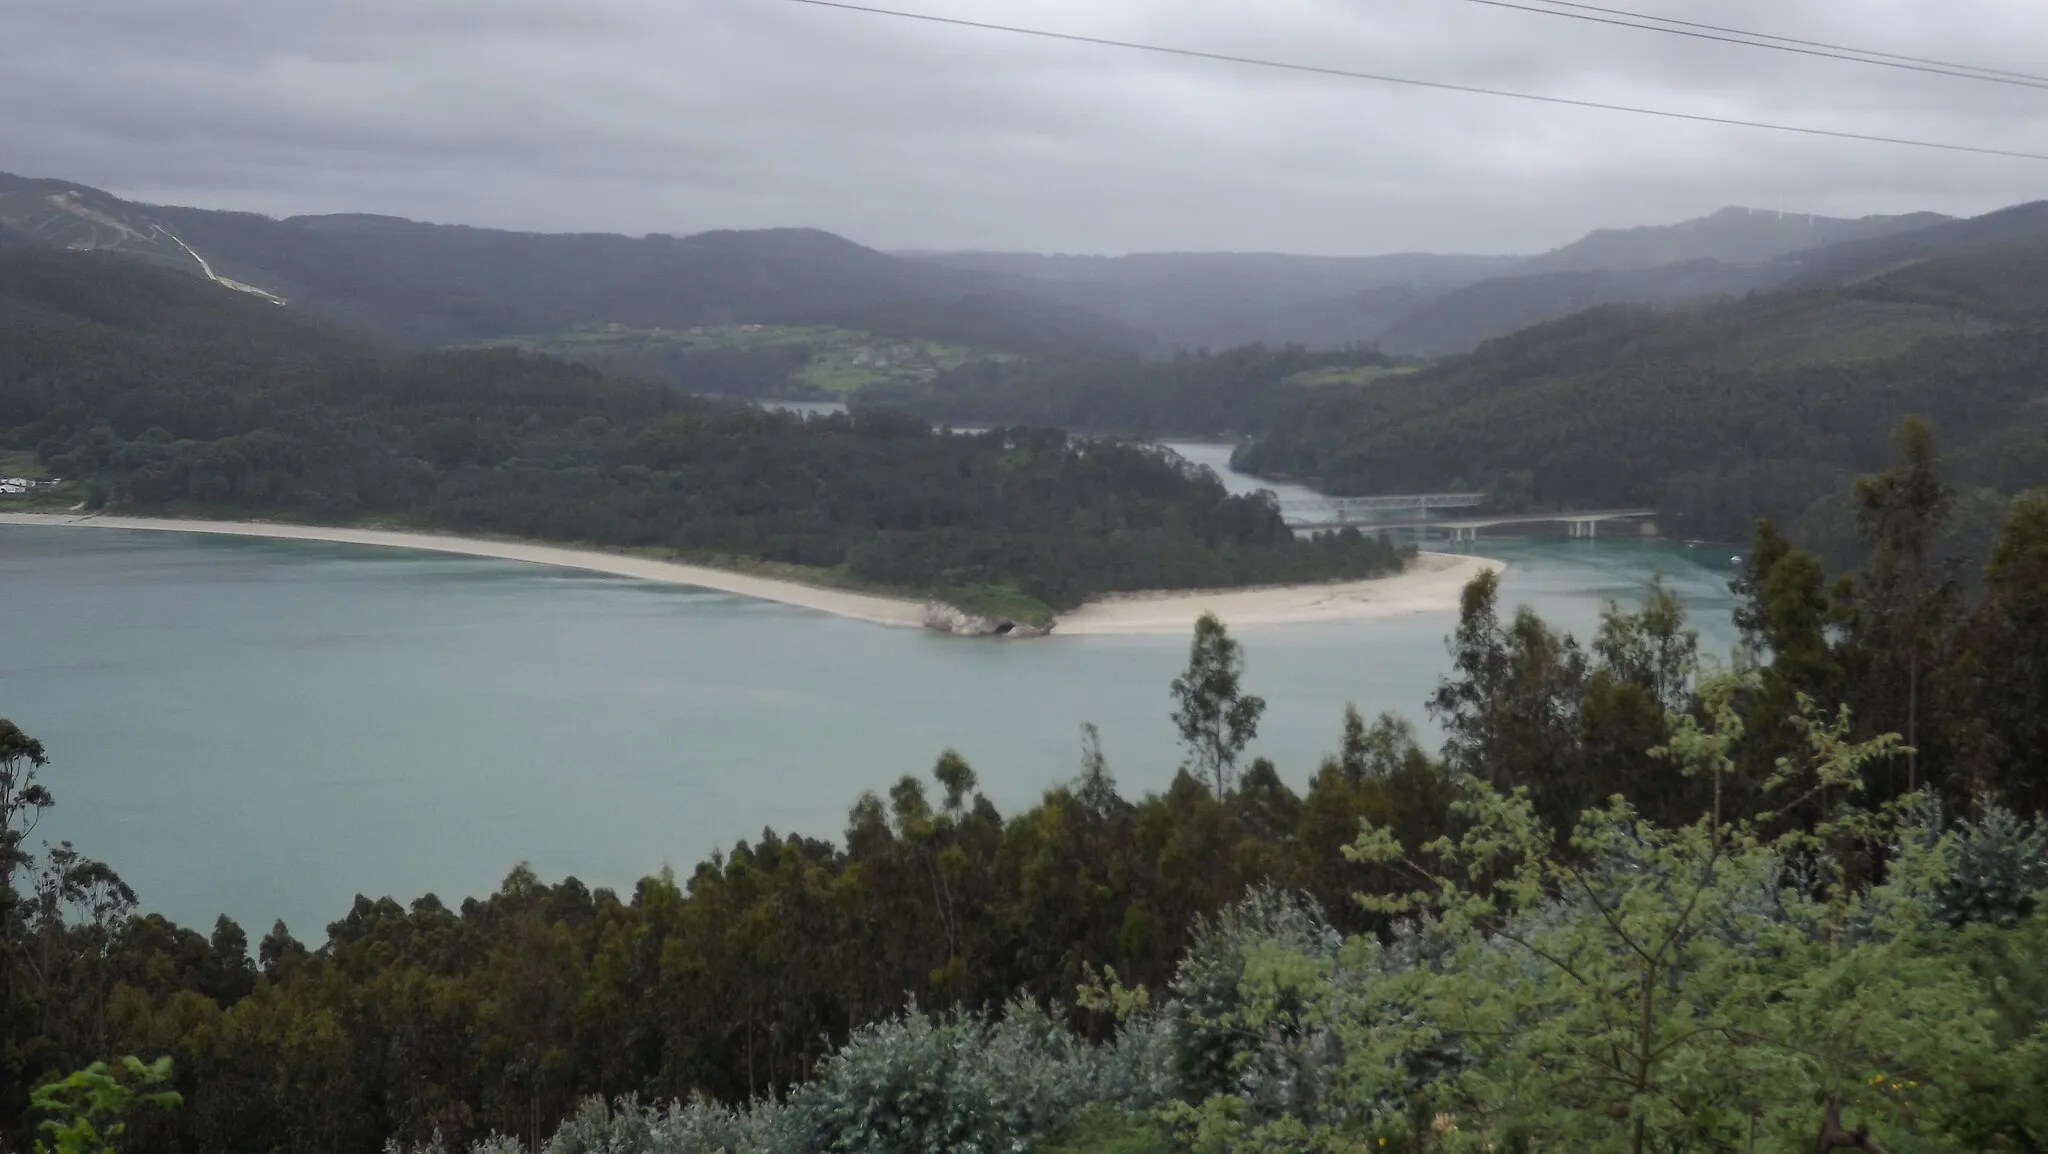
top-left (3, 169), bottom-right (2032, 368)
top-left (136, 202), bottom-right (1027, 346)
top-left (1358, 261), bottom-right (1766, 358)
top-left (1786, 201), bottom-right (2048, 288)
top-left (0, 172), bottom-right (1096, 353)
top-left (1516, 205), bottom-right (1952, 275)
top-left (911, 206), bottom-right (1961, 355)
top-left (899, 250), bottom-right (1520, 350)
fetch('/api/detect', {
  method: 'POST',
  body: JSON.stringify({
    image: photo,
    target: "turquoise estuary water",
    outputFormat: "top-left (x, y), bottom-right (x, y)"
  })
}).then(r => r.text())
top-left (0, 503), bottom-right (1740, 940)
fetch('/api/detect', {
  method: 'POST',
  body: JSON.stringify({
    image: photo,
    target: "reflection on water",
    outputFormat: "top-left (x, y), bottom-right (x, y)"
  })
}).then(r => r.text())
top-left (1, 440), bottom-right (1741, 937)
top-left (4, 525), bottom-right (1739, 938)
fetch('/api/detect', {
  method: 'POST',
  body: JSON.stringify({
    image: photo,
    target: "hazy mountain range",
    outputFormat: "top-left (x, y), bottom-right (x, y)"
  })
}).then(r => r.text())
top-left (5, 169), bottom-right (2037, 360)
top-left (905, 207), bottom-right (1952, 354)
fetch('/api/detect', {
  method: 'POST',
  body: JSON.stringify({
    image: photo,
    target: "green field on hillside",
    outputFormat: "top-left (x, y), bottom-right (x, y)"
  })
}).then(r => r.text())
top-left (488, 323), bottom-right (1008, 394)
top-left (1282, 363), bottom-right (1419, 388)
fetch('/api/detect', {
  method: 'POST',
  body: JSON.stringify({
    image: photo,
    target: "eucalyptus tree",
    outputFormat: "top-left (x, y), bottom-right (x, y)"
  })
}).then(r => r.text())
top-left (0, 719), bottom-right (52, 902)
top-left (1171, 613), bottom-right (1267, 796)
top-left (1846, 416), bottom-right (1956, 795)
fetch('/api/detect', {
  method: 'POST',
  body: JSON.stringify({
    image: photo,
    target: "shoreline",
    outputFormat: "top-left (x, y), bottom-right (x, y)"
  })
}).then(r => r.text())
top-left (1054, 550), bottom-right (1497, 635)
top-left (0, 513), bottom-right (1498, 635)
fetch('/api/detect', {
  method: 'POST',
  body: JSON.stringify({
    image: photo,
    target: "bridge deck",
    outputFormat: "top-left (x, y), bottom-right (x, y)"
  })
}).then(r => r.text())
top-left (1327, 492), bottom-right (1485, 513)
top-left (1290, 509), bottom-right (1656, 532)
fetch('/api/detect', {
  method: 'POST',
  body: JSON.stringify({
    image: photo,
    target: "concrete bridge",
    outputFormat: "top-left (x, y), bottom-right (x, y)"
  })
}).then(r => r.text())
top-left (1291, 499), bottom-right (1656, 542)
top-left (1425, 509), bottom-right (1658, 542)
top-left (1325, 492), bottom-right (1485, 519)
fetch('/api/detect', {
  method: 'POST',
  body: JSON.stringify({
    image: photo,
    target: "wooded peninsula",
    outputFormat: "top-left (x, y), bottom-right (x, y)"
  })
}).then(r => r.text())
top-left (0, 251), bottom-right (1408, 623)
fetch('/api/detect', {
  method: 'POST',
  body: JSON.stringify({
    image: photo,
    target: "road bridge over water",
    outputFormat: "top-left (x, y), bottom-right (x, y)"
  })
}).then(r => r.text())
top-left (1326, 492), bottom-right (1485, 518)
top-left (1289, 497), bottom-right (1656, 542)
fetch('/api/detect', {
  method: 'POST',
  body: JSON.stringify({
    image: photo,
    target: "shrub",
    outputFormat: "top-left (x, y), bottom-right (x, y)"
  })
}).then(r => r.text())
top-left (790, 1001), bottom-right (1102, 1154)
top-left (1163, 887), bottom-right (1342, 1117)
top-left (1932, 805), bottom-right (2048, 929)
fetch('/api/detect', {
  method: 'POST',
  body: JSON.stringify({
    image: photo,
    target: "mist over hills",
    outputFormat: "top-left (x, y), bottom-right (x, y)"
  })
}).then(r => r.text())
top-left (1369, 259), bottom-right (1781, 357)
top-left (896, 250), bottom-right (1518, 351)
top-left (1, 168), bottom-right (2038, 372)
top-left (893, 249), bottom-right (1516, 286)
top-left (911, 205), bottom-right (1960, 355)
top-left (1514, 205), bottom-right (1951, 275)
top-left (1785, 201), bottom-right (2048, 288)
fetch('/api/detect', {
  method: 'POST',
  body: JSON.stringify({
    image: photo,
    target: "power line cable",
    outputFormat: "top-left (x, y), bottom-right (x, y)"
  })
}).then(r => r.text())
top-left (1458, 0), bottom-right (2048, 92)
top-left (1519, 0), bottom-right (2048, 85)
top-left (784, 0), bottom-right (2048, 163)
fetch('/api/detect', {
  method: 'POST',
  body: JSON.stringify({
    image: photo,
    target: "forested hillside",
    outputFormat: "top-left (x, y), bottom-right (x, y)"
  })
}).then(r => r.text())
top-left (1370, 259), bottom-right (1785, 357)
top-left (1361, 207), bottom-right (1961, 356)
top-left (854, 343), bottom-right (1406, 436)
top-left (1789, 200), bottom-right (2048, 288)
top-left (0, 251), bottom-right (1405, 612)
top-left (6, 426), bottom-right (2047, 1152)
top-left (9, 170), bottom-right (2011, 365)
top-left (1516, 204), bottom-right (1950, 275)
top-left (0, 172), bottom-right (1096, 353)
top-left (500, 293), bottom-right (1152, 402)
top-left (151, 211), bottom-right (1008, 347)
top-left (1240, 243), bottom-right (2048, 545)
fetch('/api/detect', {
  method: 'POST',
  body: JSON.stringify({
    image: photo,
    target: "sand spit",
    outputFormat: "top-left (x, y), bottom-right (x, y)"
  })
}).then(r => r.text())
top-left (0, 514), bottom-right (1497, 636)
top-left (1053, 551), bottom-right (1499, 635)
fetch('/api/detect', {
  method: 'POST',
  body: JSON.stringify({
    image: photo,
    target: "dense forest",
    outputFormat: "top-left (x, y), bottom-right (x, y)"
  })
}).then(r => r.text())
top-left (1240, 240), bottom-right (2048, 547)
top-left (0, 251), bottom-right (1407, 614)
top-left (497, 333), bottom-right (820, 400)
top-left (855, 344), bottom-right (1404, 437)
top-left (4, 419), bottom-right (2047, 1152)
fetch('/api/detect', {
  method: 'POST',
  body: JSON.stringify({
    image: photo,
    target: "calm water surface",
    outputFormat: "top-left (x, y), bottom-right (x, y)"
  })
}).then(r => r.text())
top-left (0, 509), bottom-right (1739, 939)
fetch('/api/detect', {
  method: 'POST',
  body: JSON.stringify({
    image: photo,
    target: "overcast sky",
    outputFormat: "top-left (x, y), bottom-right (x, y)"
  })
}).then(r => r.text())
top-left (5, 0), bottom-right (2046, 255)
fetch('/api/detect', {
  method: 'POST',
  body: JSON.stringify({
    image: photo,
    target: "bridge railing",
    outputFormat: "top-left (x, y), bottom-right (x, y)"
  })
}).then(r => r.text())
top-left (1328, 492), bottom-right (1485, 516)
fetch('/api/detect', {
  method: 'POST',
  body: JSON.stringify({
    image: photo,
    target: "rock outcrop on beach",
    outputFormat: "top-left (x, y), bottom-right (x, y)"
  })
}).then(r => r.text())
top-left (921, 600), bottom-right (1051, 638)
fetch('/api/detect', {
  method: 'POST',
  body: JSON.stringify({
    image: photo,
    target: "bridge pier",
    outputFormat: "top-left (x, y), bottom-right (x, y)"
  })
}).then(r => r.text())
top-left (1567, 518), bottom-right (1598, 539)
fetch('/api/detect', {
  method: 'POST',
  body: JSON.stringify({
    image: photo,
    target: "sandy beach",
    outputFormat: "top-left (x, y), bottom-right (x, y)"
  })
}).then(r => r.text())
top-left (0, 513), bottom-right (928, 628)
top-left (0, 513), bottom-right (1496, 635)
top-left (1054, 551), bottom-right (1497, 635)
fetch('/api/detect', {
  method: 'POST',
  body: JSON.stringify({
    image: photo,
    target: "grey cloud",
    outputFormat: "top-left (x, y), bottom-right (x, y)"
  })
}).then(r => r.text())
top-left (3, 0), bottom-right (2045, 253)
